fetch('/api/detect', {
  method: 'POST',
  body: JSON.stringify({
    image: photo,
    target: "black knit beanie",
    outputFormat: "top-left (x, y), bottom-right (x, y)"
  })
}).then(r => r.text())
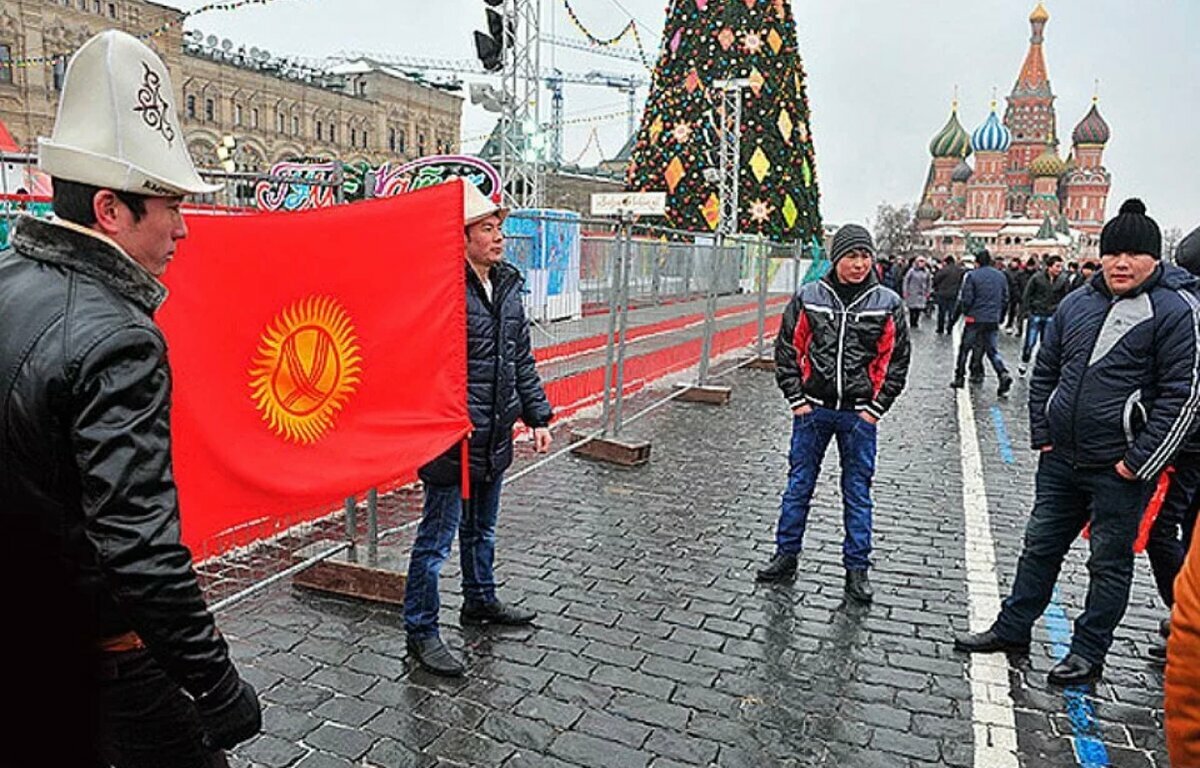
top-left (1100, 199), bottom-right (1162, 259)
top-left (830, 224), bottom-right (875, 263)
top-left (1177, 225), bottom-right (1200, 276)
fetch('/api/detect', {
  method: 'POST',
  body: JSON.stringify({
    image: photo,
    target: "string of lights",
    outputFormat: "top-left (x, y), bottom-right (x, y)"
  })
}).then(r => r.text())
top-left (560, 0), bottom-right (653, 69)
top-left (460, 108), bottom-right (633, 146)
top-left (1, 0), bottom-right (286, 69)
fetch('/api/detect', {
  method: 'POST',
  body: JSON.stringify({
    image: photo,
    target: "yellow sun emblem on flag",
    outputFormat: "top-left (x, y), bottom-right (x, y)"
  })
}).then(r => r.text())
top-left (248, 296), bottom-right (362, 444)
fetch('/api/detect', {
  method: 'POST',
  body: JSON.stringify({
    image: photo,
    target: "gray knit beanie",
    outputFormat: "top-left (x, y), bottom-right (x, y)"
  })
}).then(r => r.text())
top-left (830, 224), bottom-right (875, 263)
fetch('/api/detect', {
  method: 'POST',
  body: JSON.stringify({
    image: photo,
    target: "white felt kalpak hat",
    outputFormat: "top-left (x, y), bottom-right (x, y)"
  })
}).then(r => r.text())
top-left (39, 30), bottom-right (220, 196)
top-left (462, 178), bottom-right (509, 226)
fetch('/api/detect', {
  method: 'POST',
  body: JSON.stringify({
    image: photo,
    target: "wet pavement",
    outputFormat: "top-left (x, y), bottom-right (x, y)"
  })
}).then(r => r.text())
top-left (218, 324), bottom-right (1170, 767)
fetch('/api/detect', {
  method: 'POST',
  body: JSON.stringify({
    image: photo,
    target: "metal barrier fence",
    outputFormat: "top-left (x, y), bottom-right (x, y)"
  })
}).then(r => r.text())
top-left (199, 211), bottom-right (814, 607)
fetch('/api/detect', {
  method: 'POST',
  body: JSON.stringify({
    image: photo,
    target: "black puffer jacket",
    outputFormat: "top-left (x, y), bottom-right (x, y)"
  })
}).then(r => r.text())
top-left (775, 271), bottom-right (911, 420)
top-left (0, 217), bottom-right (237, 698)
top-left (420, 261), bottom-right (552, 485)
top-left (1030, 265), bottom-right (1200, 480)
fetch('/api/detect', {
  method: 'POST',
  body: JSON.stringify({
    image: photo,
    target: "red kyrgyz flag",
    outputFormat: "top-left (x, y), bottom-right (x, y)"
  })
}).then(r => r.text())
top-left (159, 182), bottom-right (470, 555)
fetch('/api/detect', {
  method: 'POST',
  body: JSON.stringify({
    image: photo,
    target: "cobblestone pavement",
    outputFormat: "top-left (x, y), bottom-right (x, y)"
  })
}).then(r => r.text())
top-left (218, 322), bottom-right (1169, 767)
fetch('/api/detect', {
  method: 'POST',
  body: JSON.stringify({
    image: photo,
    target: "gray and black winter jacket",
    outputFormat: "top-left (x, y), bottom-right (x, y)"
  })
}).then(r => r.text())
top-left (1029, 265), bottom-right (1200, 480)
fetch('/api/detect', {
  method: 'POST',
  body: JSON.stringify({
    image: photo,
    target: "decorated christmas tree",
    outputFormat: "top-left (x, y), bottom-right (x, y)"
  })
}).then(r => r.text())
top-left (626, 0), bottom-right (822, 243)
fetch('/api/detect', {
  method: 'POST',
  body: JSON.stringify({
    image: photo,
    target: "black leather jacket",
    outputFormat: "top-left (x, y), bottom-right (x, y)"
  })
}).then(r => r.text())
top-left (0, 217), bottom-right (236, 699)
top-left (420, 261), bottom-right (552, 486)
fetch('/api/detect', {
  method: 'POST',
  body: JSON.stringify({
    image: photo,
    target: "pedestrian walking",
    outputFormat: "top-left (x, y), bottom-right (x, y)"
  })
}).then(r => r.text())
top-left (1004, 257), bottom-right (1025, 332)
top-left (902, 256), bottom-right (932, 329)
top-left (760, 225), bottom-right (912, 603)
top-left (951, 249), bottom-right (1014, 396)
top-left (932, 255), bottom-right (965, 334)
top-left (0, 31), bottom-right (261, 767)
top-left (405, 181), bottom-right (554, 677)
top-left (1068, 259), bottom-right (1099, 292)
top-left (955, 200), bottom-right (1200, 686)
top-left (1019, 255), bottom-right (1068, 375)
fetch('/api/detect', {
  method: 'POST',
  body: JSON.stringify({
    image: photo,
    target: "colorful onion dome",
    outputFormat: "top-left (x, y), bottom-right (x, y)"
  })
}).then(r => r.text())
top-left (1072, 101), bottom-right (1111, 145)
top-left (951, 159), bottom-right (974, 183)
top-left (929, 107), bottom-right (972, 159)
top-left (1029, 145), bottom-right (1065, 178)
top-left (917, 200), bottom-right (941, 221)
top-left (971, 106), bottom-right (1012, 153)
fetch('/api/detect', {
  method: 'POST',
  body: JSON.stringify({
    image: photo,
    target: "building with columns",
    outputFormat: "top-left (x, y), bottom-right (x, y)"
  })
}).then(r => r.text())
top-left (915, 3), bottom-right (1112, 264)
top-left (0, 0), bottom-right (462, 195)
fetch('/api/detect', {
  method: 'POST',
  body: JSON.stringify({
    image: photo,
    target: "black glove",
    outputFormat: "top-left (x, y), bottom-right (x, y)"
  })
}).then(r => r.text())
top-left (195, 665), bottom-right (262, 750)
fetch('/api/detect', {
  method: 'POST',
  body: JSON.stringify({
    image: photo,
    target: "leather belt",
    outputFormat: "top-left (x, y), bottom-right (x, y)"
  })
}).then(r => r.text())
top-left (98, 630), bottom-right (146, 653)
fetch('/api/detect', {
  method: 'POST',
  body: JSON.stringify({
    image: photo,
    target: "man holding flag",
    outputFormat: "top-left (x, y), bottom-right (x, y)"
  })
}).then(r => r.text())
top-left (0, 31), bottom-right (260, 767)
top-left (404, 182), bottom-right (554, 677)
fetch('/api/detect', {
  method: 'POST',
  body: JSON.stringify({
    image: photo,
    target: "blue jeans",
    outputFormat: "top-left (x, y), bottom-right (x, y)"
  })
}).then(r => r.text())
top-left (991, 452), bottom-right (1147, 663)
top-left (776, 407), bottom-right (878, 570)
top-left (1022, 314), bottom-right (1052, 364)
top-left (404, 476), bottom-right (503, 639)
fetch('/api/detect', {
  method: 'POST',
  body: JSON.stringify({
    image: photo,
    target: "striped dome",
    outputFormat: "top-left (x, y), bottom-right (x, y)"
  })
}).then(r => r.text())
top-left (951, 159), bottom-right (974, 183)
top-left (929, 108), bottom-right (972, 159)
top-left (917, 200), bottom-right (941, 221)
top-left (971, 108), bottom-right (1012, 153)
top-left (1029, 146), bottom-right (1065, 178)
top-left (1072, 102), bottom-right (1111, 146)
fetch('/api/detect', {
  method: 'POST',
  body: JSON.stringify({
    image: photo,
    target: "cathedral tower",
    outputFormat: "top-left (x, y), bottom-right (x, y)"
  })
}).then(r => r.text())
top-left (1004, 2), bottom-right (1058, 215)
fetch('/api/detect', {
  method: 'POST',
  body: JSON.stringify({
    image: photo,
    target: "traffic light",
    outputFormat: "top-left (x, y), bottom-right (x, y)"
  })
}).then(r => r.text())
top-left (474, 0), bottom-right (506, 73)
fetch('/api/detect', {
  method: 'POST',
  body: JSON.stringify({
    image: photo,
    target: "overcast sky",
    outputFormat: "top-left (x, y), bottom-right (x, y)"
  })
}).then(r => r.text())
top-left (175, 0), bottom-right (1200, 233)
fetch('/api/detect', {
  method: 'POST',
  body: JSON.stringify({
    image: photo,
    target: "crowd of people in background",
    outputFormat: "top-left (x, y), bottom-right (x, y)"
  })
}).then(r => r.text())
top-left (879, 246), bottom-right (1106, 385)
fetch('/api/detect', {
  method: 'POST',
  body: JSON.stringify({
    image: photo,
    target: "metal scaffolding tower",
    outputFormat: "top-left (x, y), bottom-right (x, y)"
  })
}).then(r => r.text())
top-left (501, 0), bottom-right (543, 209)
top-left (711, 79), bottom-right (751, 237)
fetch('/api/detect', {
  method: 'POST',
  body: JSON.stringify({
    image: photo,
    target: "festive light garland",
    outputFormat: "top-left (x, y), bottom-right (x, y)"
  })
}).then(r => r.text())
top-left (560, 0), bottom-right (653, 69)
top-left (1, 0), bottom-right (285, 70)
top-left (461, 108), bottom-right (633, 146)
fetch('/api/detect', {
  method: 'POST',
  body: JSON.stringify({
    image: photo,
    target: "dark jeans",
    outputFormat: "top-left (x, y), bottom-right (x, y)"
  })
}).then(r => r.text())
top-left (955, 322), bottom-right (1008, 381)
top-left (908, 307), bottom-right (923, 328)
top-left (991, 452), bottom-right (1147, 663)
top-left (776, 406), bottom-right (878, 570)
top-left (1022, 314), bottom-right (1052, 364)
top-left (98, 649), bottom-right (223, 768)
top-left (1146, 455), bottom-right (1200, 606)
top-left (404, 475), bottom-right (504, 638)
top-left (936, 297), bottom-right (959, 333)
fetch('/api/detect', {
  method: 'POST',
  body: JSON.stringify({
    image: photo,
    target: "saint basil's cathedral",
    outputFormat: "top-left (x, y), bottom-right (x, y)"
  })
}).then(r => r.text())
top-left (915, 3), bottom-right (1111, 262)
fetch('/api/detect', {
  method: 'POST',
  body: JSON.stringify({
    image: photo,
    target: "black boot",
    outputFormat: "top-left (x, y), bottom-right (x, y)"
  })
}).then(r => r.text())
top-left (998, 374), bottom-right (1014, 397)
top-left (756, 553), bottom-right (798, 583)
top-left (950, 377), bottom-right (965, 389)
top-left (844, 570), bottom-right (874, 604)
top-left (1047, 653), bottom-right (1103, 686)
top-left (460, 600), bottom-right (537, 627)
top-left (953, 630), bottom-right (1030, 654)
top-left (407, 635), bottom-right (466, 677)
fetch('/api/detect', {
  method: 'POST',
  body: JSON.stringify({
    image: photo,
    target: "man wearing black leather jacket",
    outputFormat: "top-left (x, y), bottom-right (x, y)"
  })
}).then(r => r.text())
top-left (0, 31), bottom-right (259, 767)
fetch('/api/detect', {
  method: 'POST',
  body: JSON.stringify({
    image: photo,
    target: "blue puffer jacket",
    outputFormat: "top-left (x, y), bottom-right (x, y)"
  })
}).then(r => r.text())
top-left (1029, 264), bottom-right (1200, 480)
top-left (958, 265), bottom-right (1009, 324)
top-left (420, 261), bottom-right (553, 485)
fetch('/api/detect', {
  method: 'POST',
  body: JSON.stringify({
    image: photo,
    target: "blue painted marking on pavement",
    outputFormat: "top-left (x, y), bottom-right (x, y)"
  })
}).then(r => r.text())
top-left (1043, 589), bottom-right (1112, 767)
top-left (990, 406), bottom-right (1016, 465)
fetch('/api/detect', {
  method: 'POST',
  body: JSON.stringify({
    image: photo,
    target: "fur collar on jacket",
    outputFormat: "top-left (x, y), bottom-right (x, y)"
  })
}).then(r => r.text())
top-left (10, 215), bottom-right (167, 314)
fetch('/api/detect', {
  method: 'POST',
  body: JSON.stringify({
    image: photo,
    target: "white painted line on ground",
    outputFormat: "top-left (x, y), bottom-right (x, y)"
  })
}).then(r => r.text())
top-left (956, 356), bottom-right (1021, 768)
